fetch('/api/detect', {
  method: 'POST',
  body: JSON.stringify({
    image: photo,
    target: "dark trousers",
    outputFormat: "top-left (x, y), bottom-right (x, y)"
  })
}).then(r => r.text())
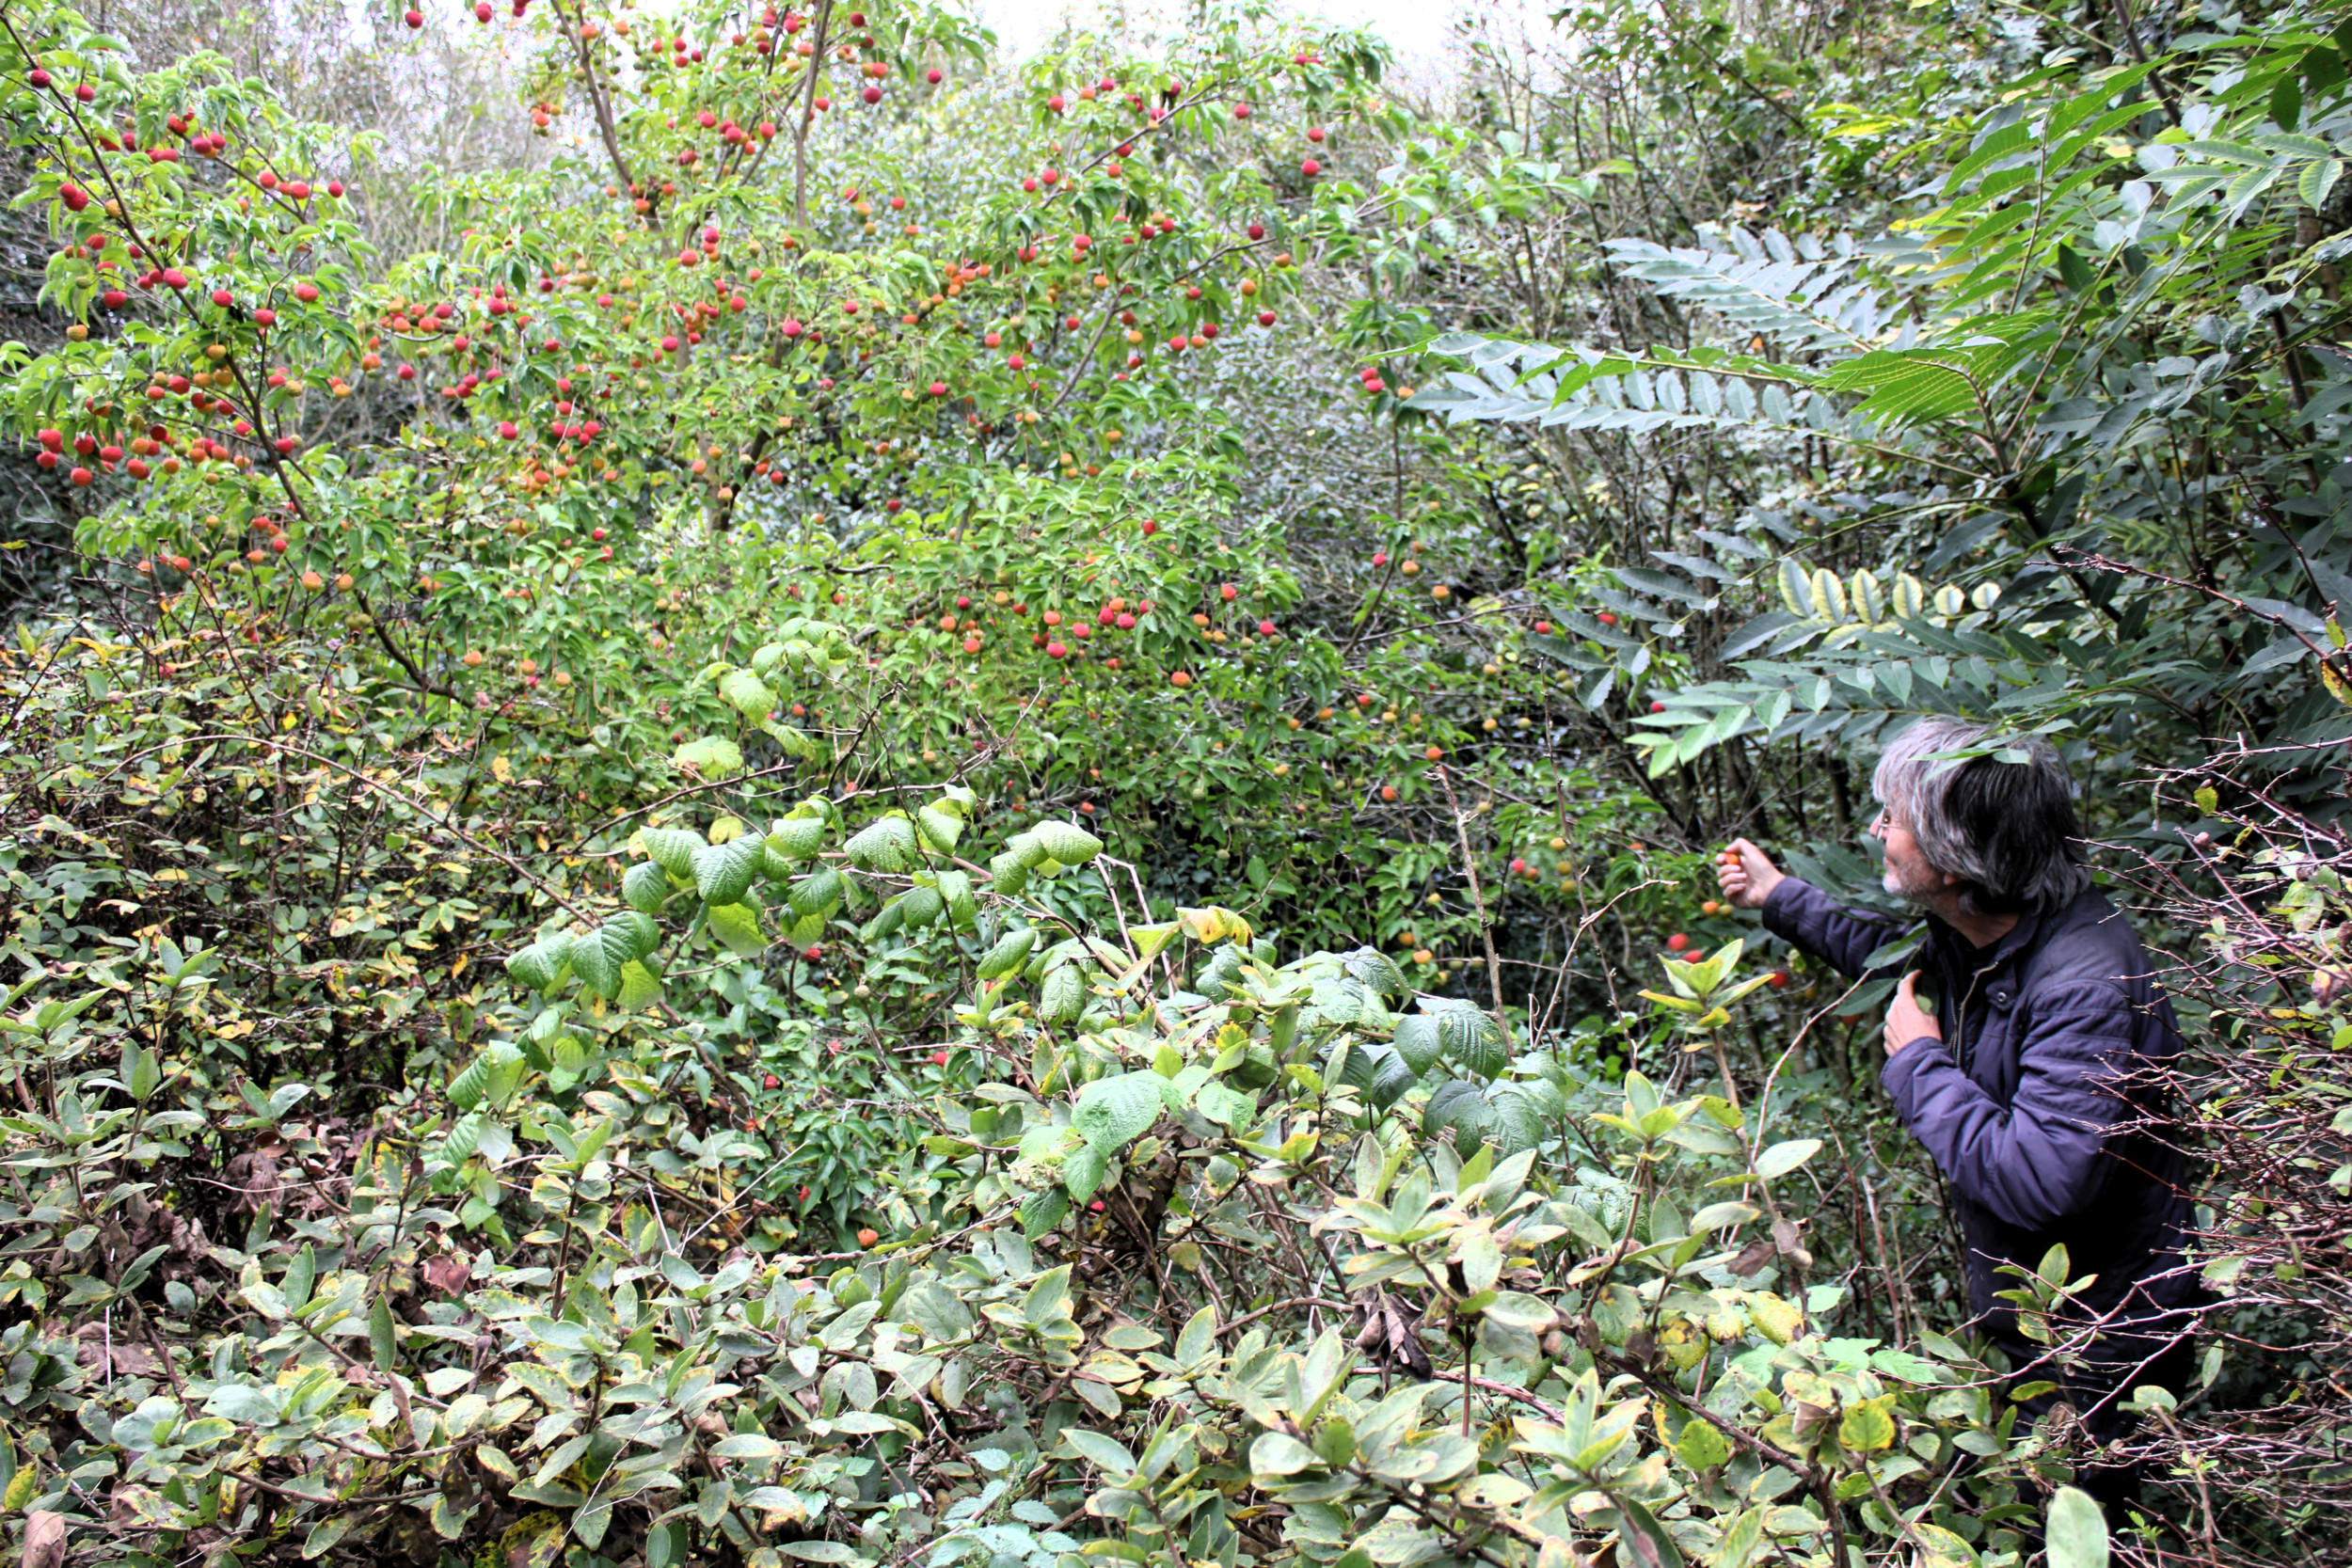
top-left (1999, 1318), bottom-right (2201, 1525)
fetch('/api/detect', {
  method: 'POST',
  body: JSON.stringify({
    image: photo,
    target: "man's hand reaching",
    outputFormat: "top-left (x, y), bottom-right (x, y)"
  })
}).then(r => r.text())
top-left (1716, 838), bottom-right (1785, 911)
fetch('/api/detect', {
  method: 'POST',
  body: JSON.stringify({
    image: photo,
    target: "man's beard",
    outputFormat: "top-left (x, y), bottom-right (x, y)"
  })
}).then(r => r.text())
top-left (1882, 855), bottom-right (1946, 903)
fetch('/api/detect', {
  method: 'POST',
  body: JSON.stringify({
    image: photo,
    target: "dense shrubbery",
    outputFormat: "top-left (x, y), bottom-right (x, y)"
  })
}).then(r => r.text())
top-left (4, 0), bottom-right (2352, 1564)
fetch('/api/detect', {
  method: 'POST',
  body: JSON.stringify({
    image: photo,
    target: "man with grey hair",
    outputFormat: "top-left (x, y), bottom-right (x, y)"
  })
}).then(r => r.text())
top-left (1718, 718), bottom-right (2199, 1509)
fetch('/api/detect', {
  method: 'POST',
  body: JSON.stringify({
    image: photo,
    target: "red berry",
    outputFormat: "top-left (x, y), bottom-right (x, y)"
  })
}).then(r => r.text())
top-left (1666, 933), bottom-right (1689, 952)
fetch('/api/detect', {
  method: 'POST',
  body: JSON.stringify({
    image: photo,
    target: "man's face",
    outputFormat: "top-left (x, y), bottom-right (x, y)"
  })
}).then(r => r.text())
top-left (1870, 804), bottom-right (1948, 903)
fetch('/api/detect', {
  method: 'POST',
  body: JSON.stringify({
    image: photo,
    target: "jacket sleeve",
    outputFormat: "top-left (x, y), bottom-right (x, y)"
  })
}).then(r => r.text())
top-left (1760, 878), bottom-right (1914, 980)
top-left (1880, 981), bottom-right (2137, 1231)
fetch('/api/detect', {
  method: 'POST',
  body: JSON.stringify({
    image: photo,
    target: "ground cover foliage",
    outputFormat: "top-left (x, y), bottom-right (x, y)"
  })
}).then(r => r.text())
top-left (2, 0), bottom-right (2351, 1565)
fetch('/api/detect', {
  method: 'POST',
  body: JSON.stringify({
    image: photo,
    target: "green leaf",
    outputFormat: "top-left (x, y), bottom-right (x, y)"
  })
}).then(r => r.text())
top-left (990, 850), bottom-right (1031, 895)
top-left (1020, 1186), bottom-right (1070, 1238)
top-left (1032, 819), bottom-right (1104, 864)
top-left (720, 668), bottom-right (775, 721)
top-left (1041, 963), bottom-right (1087, 1025)
top-left (1073, 1073), bottom-right (1163, 1154)
top-left (1062, 1143), bottom-right (1108, 1202)
top-left (706, 902), bottom-right (766, 958)
top-left (2045, 1485), bottom-right (2108, 1568)
top-left (788, 867), bottom-right (844, 918)
top-left (641, 827), bottom-right (705, 877)
top-left (615, 959), bottom-right (664, 1012)
top-left (622, 861), bottom-right (670, 914)
top-left (1675, 1420), bottom-right (1731, 1471)
top-left (673, 736), bottom-right (744, 778)
top-left (1063, 1428), bottom-right (1138, 1477)
top-left (977, 927), bottom-right (1037, 980)
top-left (503, 933), bottom-right (573, 993)
top-left (844, 815), bottom-right (920, 871)
top-left (1753, 1139), bottom-right (1821, 1180)
top-left (692, 836), bottom-right (766, 905)
top-left (915, 804), bottom-right (964, 852)
top-left (1423, 1080), bottom-right (1495, 1151)
top-left (766, 816), bottom-right (828, 866)
top-left (1391, 1015), bottom-right (1442, 1075)
top-left (571, 914), bottom-right (660, 998)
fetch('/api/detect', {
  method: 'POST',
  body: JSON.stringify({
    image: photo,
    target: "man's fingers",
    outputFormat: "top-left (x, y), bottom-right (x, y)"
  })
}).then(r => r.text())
top-left (1896, 970), bottom-right (1919, 999)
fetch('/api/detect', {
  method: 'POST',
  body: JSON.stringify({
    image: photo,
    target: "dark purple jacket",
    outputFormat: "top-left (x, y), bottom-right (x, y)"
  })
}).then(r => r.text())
top-left (1763, 878), bottom-right (2198, 1349)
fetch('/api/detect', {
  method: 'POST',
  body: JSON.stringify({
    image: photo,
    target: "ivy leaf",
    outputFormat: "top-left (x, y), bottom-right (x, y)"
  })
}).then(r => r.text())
top-left (1073, 1072), bottom-right (1163, 1154)
top-left (844, 815), bottom-right (919, 871)
top-left (692, 836), bottom-right (766, 906)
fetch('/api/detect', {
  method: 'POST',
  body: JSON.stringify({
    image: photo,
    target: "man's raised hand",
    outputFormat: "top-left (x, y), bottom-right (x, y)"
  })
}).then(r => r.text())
top-left (1715, 838), bottom-right (1785, 911)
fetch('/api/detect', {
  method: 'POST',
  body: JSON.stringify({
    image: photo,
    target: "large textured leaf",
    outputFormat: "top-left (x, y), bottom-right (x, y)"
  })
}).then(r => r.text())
top-left (844, 816), bottom-right (919, 871)
top-left (765, 816), bottom-right (828, 865)
top-left (915, 804), bottom-right (964, 853)
top-left (1062, 1143), bottom-right (1108, 1203)
top-left (1073, 1072), bottom-right (1163, 1154)
top-left (614, 959), bottom-right (664, 1012)
top-left (691, 836), bottom-right (766, 906)
top-left (1391, 1015), bottom-right (1443, 1076)
top-left (938, 869), bottom-right (977, 927)
top-left (1431, 1001), bottom-right (1509, 1080)
top-left (1340, 945), bottom-right (1408, 1003)
top-left (504, 931), bottom-right (574, 992)
top-left (787, 868), bottom-right (843, 919)
top-left (621, 861), bottom-right (670, 914)
top-left (640, 828), bottom-right (704, 878)
top-left (898, 885), bottom-right (944, 927)
top-left (977, 928), bottom-right (1037, 980)
top-left (1021, 1186), bottom-right (1071, 1239)
top-left (990, 850), bottom-right (1031, 895)
top-left (1490, 1086), bottom-right (1549, 1157)
top-left (1040, 963), bottom-right (1087, 1025)
top-left (706, 902), bottom-right (766, 958)
top-left (1032, 819), bottom-right (1104, 864)
top-left (719, 668), bottom-right (775, 721)
top-left (1423, 1080), bottom-right (1496, 1152)
top-left (570, 914), bottom-right (660, 998)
